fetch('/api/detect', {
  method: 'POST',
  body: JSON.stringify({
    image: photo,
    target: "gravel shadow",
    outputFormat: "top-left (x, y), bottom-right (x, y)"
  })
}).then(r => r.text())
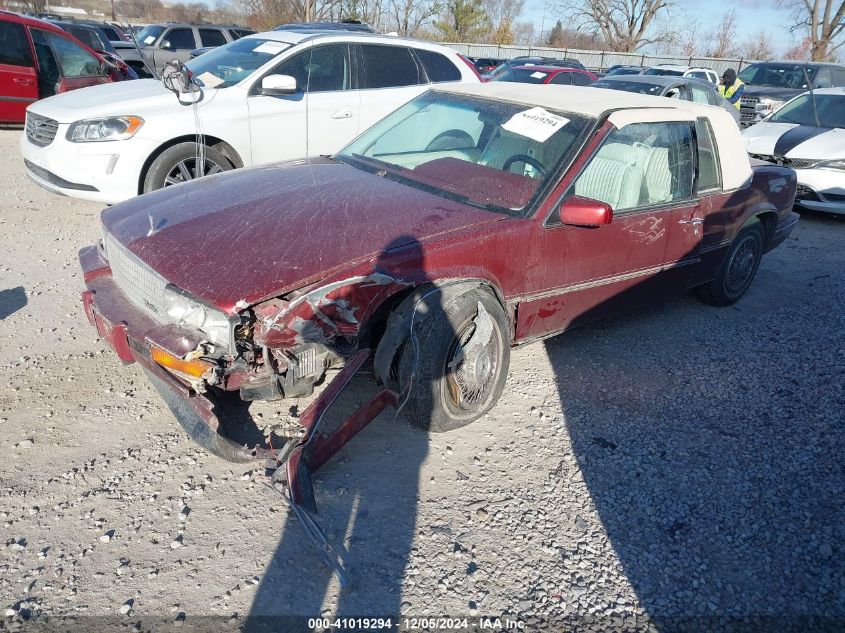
top-left (543, 221), bottom-right (844, 629)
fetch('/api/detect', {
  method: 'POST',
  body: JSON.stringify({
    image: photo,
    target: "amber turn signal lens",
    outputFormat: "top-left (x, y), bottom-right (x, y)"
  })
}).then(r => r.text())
top-left (150, 346), bottom-right (212, 378)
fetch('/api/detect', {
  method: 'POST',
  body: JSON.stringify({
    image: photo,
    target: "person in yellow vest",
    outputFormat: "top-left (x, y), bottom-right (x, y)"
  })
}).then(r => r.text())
top-left (718, 68), bottom-right (745, 109)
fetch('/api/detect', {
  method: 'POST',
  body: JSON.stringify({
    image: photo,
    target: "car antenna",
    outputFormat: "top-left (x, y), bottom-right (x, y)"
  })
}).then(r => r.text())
top-left (801, 66), bottom-right (821, 128)
top-left (116, 6), bottom-right (158, 79)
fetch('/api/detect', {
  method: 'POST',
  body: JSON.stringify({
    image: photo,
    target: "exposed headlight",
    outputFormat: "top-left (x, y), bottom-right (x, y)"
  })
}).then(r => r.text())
top-left (817, 160), bottom-right (845, 171)
top-left (755, 99), bottom-right (785, 115)
top-left (163, 285), bottom-right (231, 348)
top-left (66, 116), bottom-right (144, 142)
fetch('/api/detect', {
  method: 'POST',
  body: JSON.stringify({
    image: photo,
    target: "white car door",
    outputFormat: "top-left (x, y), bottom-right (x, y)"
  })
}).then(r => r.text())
top-left (246, 43), bottom-right (359, 164)
top-left (356, 43), bottom-right (429, 135)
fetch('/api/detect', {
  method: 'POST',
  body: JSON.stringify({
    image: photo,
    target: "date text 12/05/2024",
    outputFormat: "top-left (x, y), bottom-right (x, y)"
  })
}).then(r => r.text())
top-left (306, 617), bottom-right (526, 630)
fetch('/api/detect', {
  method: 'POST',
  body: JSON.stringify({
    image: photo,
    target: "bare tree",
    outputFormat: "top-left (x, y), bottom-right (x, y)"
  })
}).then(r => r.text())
top-left (743, 31), bottom-right (775, 61)
top-left (512, 20), bottom-right (534, 44)
top-left (560, 0), bottom-right (675, 52)
top-left (783, 0), bottom-right (845, 61)
top-left (705, 9), bottom-right (741, 58)
top-left (483, 0), bottom-right (524, 44)
top-left (239, 0), bottom-right (340, 29)
top-left (678, 22), bottom-right (698, 57)
top-left (388, 0), bottom-right (441, 35)
top-left (783, 36), bottom-right (813, 59)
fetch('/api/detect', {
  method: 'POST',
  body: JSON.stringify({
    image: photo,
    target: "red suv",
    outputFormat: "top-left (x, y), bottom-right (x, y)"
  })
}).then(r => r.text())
top-left (0, 11), bottom-right (132, 124)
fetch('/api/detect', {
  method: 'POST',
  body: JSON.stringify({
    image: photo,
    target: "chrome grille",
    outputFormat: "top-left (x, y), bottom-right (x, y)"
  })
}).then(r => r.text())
top-left (291, 347), bottom-right (318, 380)
top-left (795, 184), bottom-right (818, 200)
top-left (749, 154), bottom-right (818, 169)
top-left (785, 158), bottom-right (818, 169)
top-left (25, 113), bottom-right (59, 147)
top-left (103, 231), bottom-right (167, 321)
top-left (739, 96), bottom-right (760, 122)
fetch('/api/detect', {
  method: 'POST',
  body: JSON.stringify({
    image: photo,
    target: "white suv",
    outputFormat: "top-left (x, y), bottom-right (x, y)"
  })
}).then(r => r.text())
top-left (20, 31), bottom-right (479, 204)
top-left (642, 64), bottom-right (719, 84)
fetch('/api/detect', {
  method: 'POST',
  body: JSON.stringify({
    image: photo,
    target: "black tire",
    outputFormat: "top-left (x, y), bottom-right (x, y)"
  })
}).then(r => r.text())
top-left (695, 217), bottom-right (765, 307)
top-left (143, 142), bottom-right (233, 193)
top-left (397, 289), bottom-right (510, 432)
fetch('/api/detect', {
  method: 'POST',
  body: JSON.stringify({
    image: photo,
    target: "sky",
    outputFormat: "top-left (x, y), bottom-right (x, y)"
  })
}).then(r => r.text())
top-left (522, 0), bottom-right (799, 54)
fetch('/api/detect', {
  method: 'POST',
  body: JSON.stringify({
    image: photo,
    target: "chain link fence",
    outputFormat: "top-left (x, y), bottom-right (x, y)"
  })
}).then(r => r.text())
top-left (442, 43), bottom-right (756, 74)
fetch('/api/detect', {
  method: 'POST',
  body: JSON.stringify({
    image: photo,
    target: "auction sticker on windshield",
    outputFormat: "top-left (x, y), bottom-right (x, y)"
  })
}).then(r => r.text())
top-left (502, 107), bottom-right (569, 142)
top-left (253, 41), bottom-right (287, 55)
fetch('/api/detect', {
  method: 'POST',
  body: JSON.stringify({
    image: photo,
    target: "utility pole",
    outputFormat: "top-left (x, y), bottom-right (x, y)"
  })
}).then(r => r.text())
top-left (111, 0), bottom-right (115, 21)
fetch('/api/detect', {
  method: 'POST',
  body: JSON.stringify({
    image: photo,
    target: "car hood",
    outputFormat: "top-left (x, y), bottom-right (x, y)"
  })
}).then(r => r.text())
top-left (742, 85), bottom-right (802, 101)
top-left (743, 121), bottom-right (845, 157)
top-left (27, 79), bottom-right (218, 123)
top-left (101, 159), bottom-right (507, 313)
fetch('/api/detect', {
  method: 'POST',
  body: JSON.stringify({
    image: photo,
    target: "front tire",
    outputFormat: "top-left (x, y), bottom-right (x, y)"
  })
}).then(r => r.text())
top-left (695, 217), bottom-right (765, 307)
top-left (143, 142), bottom-right (233, 193)
top-left (397, 289), bottom-right (510, 432)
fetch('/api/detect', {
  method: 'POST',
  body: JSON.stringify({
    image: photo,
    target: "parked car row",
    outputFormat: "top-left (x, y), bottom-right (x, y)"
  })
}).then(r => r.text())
top-left (1, 11), bottom-right (135, 124)
top-left (20, 29), bottom-right (480, 203)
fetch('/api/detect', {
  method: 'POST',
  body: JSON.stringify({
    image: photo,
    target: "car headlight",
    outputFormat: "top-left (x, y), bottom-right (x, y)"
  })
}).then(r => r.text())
top-left (817, 160), bottom-right (845, 171)
top-left (755, 99), bottom-right (785, 115)
top-left (163, 286), bottom-right (231, 348)
top-left (66, 116), bottom-right (144, 142)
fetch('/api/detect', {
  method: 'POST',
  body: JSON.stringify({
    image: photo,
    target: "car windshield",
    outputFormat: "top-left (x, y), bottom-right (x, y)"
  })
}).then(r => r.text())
top-left (493, 68), bottom-right (551, 83)
top-left (136, 25), bottom-right (165, 46)
top-left (592, 79), bottom-right (664, 95)
top-left (185, 38), bottom-right (292, 88)
top-left (606, 67), bottom-right (642, 76)
top-left (336, 92), bottom-right (590, 215)
top-left (643, 67), bottom-right (683, 77)
top-left (769, 94), bottom-right (845, 128)
top-left (738, 63), bottom-right (818, 88)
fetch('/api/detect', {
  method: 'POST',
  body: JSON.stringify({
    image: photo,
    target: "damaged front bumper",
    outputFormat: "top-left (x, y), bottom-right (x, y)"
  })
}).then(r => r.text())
top-left (80, 243), bottom-right (263, 461)
top-left (79, 243), bottom-right (402, 581)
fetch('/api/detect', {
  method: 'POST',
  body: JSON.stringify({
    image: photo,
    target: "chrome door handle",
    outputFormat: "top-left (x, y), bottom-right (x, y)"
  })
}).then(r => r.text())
top-left (330, 110), bottom-right (352, 119)
top-left (679, 218), bottom-right (704, 225)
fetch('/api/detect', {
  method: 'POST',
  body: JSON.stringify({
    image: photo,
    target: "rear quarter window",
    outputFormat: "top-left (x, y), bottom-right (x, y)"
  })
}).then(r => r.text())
top-left (570, 72), bottom-right (592, 86)
top-left (199, 28), bottom-right (227, 47)
top-left (414, 48), bottom-right (461, 83)
top-left (0, 21), bottom-right (33, 67)
top-left (360, 44), bottom-right (422, 88)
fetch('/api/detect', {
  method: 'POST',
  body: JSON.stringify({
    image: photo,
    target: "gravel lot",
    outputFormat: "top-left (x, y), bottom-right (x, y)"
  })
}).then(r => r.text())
top-left (0, 128), bottom-right (843, 631)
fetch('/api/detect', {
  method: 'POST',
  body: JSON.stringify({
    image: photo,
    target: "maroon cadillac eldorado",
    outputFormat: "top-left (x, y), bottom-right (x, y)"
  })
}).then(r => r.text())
top-left (79, 83), bottom-right (798, 513)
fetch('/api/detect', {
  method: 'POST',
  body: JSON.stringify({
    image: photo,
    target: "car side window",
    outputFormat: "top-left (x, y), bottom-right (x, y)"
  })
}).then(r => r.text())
top-left (832, 68), bottom-right (845, 86)
top-left (100, 26), bottom-right (119, 41)
top-left (570, 72), bottom-right (592, 86)
top-left (814, 68), bottom-right (832, 88)
top-left (571, 122), bottom-right (695, 212)
top-left (695, 117), bottom-right (722, 191)
top-left (40, 30), bottom-right (100, 77)
top-left (0, 21), bottom-right (33, 67)
top-left (271, 44), bottom-right (351, 93)
top-left (360, 44), bottom-right (422, 88)
top-left (68, 27), bottom-right (101, 51)
top-left (163, 28), bottom-right (196, 50)
top-left (199, 29), bottom-right (227, 47)
top-left (690, 84), bottom-right (713, 104)
top-left (414, 48), bottom-right (460, 83)
top-left (548, 72), bottom-right (571, 85)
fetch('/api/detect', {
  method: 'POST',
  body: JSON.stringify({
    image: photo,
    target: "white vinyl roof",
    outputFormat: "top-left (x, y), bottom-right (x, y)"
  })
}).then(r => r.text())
top-left (435, 82), bottom-right (753, 191)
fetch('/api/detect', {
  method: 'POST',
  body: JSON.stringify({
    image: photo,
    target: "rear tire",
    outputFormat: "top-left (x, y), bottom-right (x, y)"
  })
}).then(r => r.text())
top-left (397, 289), bottom-right (510, 433)
top-left (143, 142), bottom-right (233, 193)
top-left (695, 217), bottom-right (765, 307)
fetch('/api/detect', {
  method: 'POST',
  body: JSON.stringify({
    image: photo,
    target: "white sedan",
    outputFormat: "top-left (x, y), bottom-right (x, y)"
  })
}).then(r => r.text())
top-left (743, 87), bottom-right (845, 215)
top-left (20, 31), bottom-right (479, 204)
